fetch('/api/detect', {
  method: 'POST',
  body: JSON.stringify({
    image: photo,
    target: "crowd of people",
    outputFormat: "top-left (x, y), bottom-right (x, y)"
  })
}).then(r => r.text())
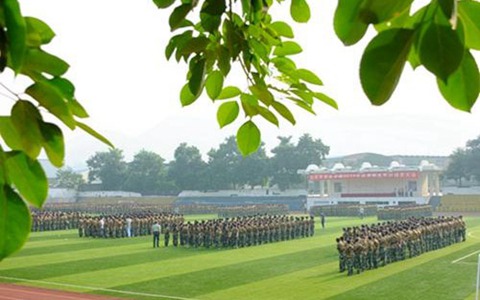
top-left (78, 213), bottom-right (184, 238)
top-left (335, 216), bottom-right (466, 276)
top-left (310, 204), bottom-right (377, 217)
top-left (217, 204), bottom-right (289, 218)
top-left (41, 202), bottom-right (174, 215)
top-left (157, 214), bottom-right (315, 249)
top-left (377, 204), bottom-right (433, 220)
top-left (31, 210), bottom-right (86, 231)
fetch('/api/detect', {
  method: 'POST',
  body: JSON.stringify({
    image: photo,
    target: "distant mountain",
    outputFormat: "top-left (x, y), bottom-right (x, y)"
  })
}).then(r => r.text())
top-left (323, 152), bottom-right (449, 169)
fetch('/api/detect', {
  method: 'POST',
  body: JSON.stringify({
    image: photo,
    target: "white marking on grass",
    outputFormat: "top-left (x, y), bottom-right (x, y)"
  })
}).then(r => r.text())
top-left (0, 276), bottom-right (199, 300)
top-left (452, 250), bottom-right (480, 264)
top-left (469, 231), bottom-right (480, 240)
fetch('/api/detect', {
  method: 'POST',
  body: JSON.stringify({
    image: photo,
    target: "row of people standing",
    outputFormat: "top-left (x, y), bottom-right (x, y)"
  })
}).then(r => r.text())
top-left (377, 204), bottom-right (433, 220)
top-left (78, 213), bottom-right (184, 238)
top-left (156, 214), bottom-right (315, 249)
top-left (336, 216), bottom-right (466, 276)
top-left (31, 210), bottom-right (86, 231)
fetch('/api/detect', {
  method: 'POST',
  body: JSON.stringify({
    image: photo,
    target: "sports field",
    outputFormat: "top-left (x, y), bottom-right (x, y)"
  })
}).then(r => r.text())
top-left (1, 216), bottom-right (480, 300)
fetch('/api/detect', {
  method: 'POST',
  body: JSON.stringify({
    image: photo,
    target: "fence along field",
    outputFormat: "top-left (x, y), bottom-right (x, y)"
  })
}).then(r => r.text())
top-left (0, 216), bottom-right (480, 300)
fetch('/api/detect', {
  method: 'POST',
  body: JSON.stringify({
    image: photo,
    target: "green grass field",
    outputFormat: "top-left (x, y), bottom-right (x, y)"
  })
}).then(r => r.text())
top-left (1, 216), bottom-right (480, 300)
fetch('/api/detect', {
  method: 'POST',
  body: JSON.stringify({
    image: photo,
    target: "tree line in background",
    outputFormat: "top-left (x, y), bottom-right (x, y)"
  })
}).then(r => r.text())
top-left (444, 135), bottom-right (480, 187)
top-left (55, 133), bottom-right (329, 194)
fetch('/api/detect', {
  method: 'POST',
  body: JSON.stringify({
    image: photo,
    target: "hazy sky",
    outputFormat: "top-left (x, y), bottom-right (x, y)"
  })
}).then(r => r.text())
top-left (9, 1), bottom-right (480, 167)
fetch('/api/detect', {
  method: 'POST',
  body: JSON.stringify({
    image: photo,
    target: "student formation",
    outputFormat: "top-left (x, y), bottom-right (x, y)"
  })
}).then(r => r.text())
top-left (31, 203), bottom-right (467, 275)
top-left (336, 216), bottom-right (466, 276)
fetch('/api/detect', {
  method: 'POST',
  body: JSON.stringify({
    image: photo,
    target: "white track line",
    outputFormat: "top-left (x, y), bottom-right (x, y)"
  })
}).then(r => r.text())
top-left (452, 250), bottom-right (480, 264)
top-left (0, 276), bottom-right (199, 300)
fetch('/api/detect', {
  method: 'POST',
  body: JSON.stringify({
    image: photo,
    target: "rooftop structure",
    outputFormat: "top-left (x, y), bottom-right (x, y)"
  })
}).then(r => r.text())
top-left (302, 160), bottom-right (442, 210)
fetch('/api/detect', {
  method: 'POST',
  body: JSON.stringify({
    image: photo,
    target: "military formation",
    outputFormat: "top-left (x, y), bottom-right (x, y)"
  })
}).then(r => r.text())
top-left (161, 214), bottom-right (315, 249)
top-left (42, 202), bottom-right (174, 215)
top-left (377, 205), bottom-right (433, 220)
top-left (78, 213), bottom-right (184, 238)
top-left (310, 204), bottom-right (377, 217)
top-left (31, 210), bottom-right (86, 231)
top-left (217, 204), bottom-right (289, 218)
top-left (336, 216), bottom-right (466, 276)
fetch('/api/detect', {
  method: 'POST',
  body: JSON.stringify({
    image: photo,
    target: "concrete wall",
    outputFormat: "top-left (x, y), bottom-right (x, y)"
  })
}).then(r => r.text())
top-left (46, 189), bottom-right (142, 203)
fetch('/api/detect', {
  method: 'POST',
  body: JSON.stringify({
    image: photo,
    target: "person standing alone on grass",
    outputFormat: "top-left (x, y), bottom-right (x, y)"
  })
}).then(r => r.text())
top-left (152, 221), bottom-right (161, 248)
top-left (320, 213), bottom-right (326, 229)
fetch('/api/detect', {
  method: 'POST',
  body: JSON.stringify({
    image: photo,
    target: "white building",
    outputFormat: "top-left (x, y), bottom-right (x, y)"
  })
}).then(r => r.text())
top-left (303, 160), bottom-right (442, 210)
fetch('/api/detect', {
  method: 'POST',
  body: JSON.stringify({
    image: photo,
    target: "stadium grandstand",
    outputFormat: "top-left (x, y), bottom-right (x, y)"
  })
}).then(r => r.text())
top-left (303, 160), bottom-right (442, 210)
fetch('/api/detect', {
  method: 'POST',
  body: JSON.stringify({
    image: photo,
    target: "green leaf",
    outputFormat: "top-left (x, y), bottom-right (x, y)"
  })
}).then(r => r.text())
top-left (217, 101), bottom-right (239, 128)
top-left (237, 120), bottom-right (261, 156)
top-left (360, 0), bottom-right (413, 24)
top-left (291, 97), bottom-right (316, 114)
top-left (169, 4), bottom-right (192, 31)
top-left (202, 0), bottom-right (226, 15)
top-left (10, 100), bottom-right (43, 158)
top-left (407, 43), bottom-right (421, 69)
top-left (3, 0), bottom-right (26, 72)
top-left (249, 85), bottom-right (273, 106)
top-left (0, 117), bottom-right (22, 150)
top-left (153, 0), bottom-right (176, 9)
top-left (48, 77), bottom-right (89, 118)
top-left (374, 8), bottom-right (410, 32)
top-left (178, 36), bottom-right (210, 56)
top-left (217, 86), bottom-right (242, 100)
top-left (313, 92), bottom-right (338, 109)
top-left (418, 22), bottom-right (464, 81)
top-left (334, 0), bottom-right (369, 46)
top-left (0, 184), bottom-right (31, 261)
top-left (180, 83), bottom-right (198, 106)
top-left (240, 93), bottom-right (259, 117)
top-left (0, 29), bottom-right (7, 72)
top-left (69, 100), bottom-right (89, 118)
top-left (205, 70), bottom-right (224, 100)
top-left (268, 21), bottom-right (294, 38)
top-left (438, 0), bottom-right (454, 21)
top-left (49, 77), bottom-right (74, 99)
top-left (273, 41), bottom-right (302, 56)
top-left (290, 0), bottom-right (310, 23)
top-left (360, 28), bottom-right (415, 105)
top-left (21, 49), bottom-right (69, 77)
top-left (39, 122), bottom-right (64, 167)
top-left (271, 57), bottom-right (297, 73)
top-left (296, 69), bottom-right (323, 85)
top-left (75, 121), bottom-right (114, 148)
top-left (249, 39), bottom-right (269, 63)
top-left (188, 57), bottom-right (206, 96)
top-left (458, 1), bottom-right (480, 50)
top-left (200, 12), bottom-right (222, 33)
top-left (291, 89), bottom-right (313, 104)
top-left (437, 50), bottom-right (479, 112)
top-left (5, 151), bottom-right (47, 207)
top-left (257, 106), bottom-right (279, 126)
top-left (25, 17), bottom-right (55, 47)
top-left (272, 101), bottom-right (296, 125)
top-left (217, 46), bottom-right (231, 76)
top-left (26, 81), bottom-right (75, 129)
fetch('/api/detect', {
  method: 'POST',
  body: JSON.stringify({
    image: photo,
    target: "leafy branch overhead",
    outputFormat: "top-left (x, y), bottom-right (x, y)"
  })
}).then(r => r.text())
top-left (156, 0), bottom-right (480, 156)
top-left (335, 0), bottom-right (480, 110)
top-left (154, 0), bottom-right (337, 156)
top-left (0, 0), bottom-right (112, 260)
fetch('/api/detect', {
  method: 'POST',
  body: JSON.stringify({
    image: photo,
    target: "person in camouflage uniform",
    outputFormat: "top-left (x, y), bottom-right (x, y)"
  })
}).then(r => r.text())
top-left (337, 216), bottom-right (466, 276)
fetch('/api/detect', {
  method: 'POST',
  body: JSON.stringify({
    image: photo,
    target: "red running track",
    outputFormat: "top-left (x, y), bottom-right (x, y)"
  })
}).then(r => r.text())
top-left (0, 283), bottom-right (128, 300)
